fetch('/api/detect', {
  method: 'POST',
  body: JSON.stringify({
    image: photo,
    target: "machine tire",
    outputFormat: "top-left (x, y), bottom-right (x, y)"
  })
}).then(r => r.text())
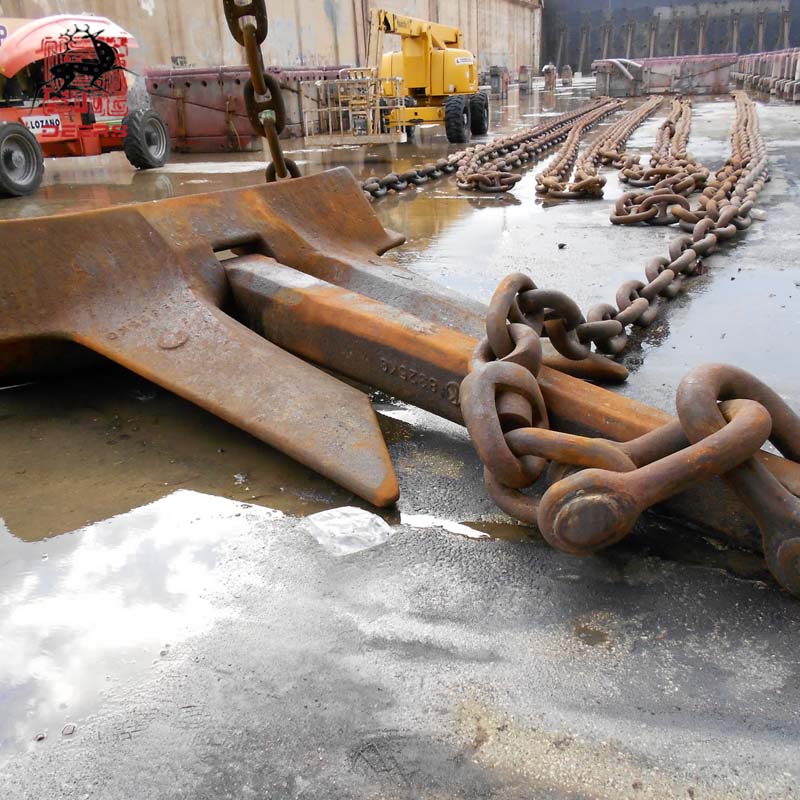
top-left (401, 96), bottom-right (417, 142)
top-left (123, 109), bottom-right (171, 170)
top-left (444, 95), bottom-right (471, 144)
top-left (469, 92), bottom-right (490, 135)
top-left (0, 122), bottom-right (44, 197)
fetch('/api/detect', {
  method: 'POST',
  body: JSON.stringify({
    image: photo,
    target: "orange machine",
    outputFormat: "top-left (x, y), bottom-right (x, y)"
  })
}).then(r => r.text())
top-left (0, 14), bottom-right (170, 196)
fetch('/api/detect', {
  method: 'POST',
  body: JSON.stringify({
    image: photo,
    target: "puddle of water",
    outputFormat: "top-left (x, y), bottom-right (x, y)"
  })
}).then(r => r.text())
top-left (0, 490), bottom-right (280, 761)
top-left (401, 513), bottom-right (489, 540)
top-left (573, 622), bottom-right (611, 648)
top-left (0, 366), bottom-right (362, 542)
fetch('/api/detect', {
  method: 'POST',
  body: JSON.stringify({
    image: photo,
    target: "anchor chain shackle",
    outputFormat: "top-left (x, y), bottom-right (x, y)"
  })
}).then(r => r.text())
top-left (677, 365), bottom-right (800, 596)
top-left (461, 275), bottom-right (800, 597)
top-left (223, 0), bottom-right (300, 182)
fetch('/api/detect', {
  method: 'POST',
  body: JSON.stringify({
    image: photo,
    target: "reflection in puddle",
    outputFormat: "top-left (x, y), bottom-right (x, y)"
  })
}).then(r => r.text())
top-left (0, 491), bottom-right (281, 760)
top-left (401, 513), bottom-right (489, 540)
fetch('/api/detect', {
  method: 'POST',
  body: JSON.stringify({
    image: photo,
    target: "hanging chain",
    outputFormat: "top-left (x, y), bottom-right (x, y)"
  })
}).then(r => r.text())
top-left (222, 0), bottom-right (300, 182)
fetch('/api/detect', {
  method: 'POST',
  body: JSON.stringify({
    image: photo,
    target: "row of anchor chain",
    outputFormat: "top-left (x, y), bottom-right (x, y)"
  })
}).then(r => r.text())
top-left (454, 98), bottom-right (617, 194)
top-left (548, 95), bottom-right (665, 199)
top-left (460, 272), bottom-right (800, 597)
top-left (360, 98), bottom-right (619, 200)
top-left (222, 0), bottom-right (300, 183)
top-left (613, 97), bottom-right (710, 221)
top-left (534, 98), bottom-right (625, 198)
top-left (581, 91), bottom-right (768, 355)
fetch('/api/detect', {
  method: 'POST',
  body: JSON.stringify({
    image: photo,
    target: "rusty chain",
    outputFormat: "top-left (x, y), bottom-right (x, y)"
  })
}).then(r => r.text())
top-left (549, 96), bottom-right (664, 199)
top-left (455, 97), bottom-right (618, 194)
top-left (535, 98), bottom-right (625, 198)
top-left (361, 98), bottom-right (620, 200)
top-left (460, 274), bottom-right (800, 598)
top-left (613, 97), bottom-right (710, 221)
top-left (584, 91), bottom-right (768, 355)
top-left (222, 0), bottom-right (300, 182)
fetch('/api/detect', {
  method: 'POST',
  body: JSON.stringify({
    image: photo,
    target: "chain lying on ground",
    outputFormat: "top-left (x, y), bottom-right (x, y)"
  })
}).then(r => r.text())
top-left (540, 96), bottom-right (664, 199)
top-left (613, 97), bottom-right (710, 222)
top-left (580, 91), bottom-right (767, 355)
top-left (460, 272), bottom-right (800, 597)
top-left (536, 100), bottom-right (625, 199)
top-left (361, 98), bottom-right (619, 200)
top-left (534, 98), bottom-right (625, 198)
top-left (454, 98), bottom-right (618, 194)
top-left (222, 0), bottom-right (299, 182)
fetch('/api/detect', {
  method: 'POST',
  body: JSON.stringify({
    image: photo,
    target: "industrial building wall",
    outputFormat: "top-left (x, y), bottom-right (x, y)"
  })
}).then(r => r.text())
top-left (0, 0), bottom-right (541, 73)
top-left (543, 0), bottom-right (800, 73)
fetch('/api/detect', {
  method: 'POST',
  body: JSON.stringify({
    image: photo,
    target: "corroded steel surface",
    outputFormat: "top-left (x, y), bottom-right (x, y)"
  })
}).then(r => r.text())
top-left (732, 48), bottom-right (800, 101)
top-left (0, 166), bottom-right (619, 507)
top-left (222, 254), bottom-right (800, 563)
top-left (460, 270), bottom-right (800, 595)
top-left (593, 53), bottom-right (737, 97)
top-left (0, 169), bottom-right (418, 508)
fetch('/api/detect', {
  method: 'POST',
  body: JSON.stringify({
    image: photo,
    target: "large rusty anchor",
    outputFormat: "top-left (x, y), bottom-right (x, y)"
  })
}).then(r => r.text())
top-left (2, 168), bottom-right (799, 594)
top-left (0, 168), bottom-right (618, 508)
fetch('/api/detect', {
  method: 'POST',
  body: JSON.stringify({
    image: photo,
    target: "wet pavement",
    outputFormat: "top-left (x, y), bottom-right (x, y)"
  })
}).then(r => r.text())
top-left (2, 84), bottom-right (800, 797)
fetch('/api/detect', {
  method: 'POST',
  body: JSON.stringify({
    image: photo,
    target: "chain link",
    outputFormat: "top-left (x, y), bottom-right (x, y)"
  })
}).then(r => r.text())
top-left (586, 91), bottom-right (767, 355)
top-left (222, 0), bottom-right (299, 182)
top-left (562, 95), bottom-right (665, 199)
top-left (360, 98), bottom-right (621, 200)
top-left (461, 275), bottom-right (800, 596)
top-left (613, 97), bottom-right (710, 218)
top-left (534, 98), bottom-right (625, 198)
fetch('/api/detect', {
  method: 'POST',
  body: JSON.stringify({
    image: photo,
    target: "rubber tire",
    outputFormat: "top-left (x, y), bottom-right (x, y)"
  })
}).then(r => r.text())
top-left (469, 92), bottom-right (489, 136)
top-left (123, 109), bottom-right (171, 170)
top-left (0, 122), bottom-right (44, 197)
top-left (401, 96), bottom-right (417, 142)
top-left (444, 95), bottom-right (471, 144)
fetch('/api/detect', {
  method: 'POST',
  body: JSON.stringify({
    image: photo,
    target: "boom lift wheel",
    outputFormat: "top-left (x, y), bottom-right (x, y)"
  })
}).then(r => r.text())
top-left (0, 122), bottom-right (44, 198)
top-left (444, 95), bottom-right (471, 144)
top-left (469, 92), bottom-right (490, 136)
top-left (123, 108), bottom-right (171, 170)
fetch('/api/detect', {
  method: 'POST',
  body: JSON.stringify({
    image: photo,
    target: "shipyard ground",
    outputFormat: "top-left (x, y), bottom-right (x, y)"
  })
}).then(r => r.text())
top-left (1, 86), bottom-right (799, 798)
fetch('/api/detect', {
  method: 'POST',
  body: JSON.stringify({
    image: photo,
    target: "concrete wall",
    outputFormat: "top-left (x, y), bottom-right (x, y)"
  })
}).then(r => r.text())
top-left (0, 0), bottom-right (542, 73)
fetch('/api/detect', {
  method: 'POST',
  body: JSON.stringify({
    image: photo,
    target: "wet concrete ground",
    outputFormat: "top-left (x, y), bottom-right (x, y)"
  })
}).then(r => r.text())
top-left (2, 84), bottom-right (800, 797)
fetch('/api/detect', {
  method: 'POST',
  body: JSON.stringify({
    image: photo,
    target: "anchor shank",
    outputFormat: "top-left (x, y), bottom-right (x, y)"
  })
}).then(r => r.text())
top-left (226, 254), bottom-right (800, 551)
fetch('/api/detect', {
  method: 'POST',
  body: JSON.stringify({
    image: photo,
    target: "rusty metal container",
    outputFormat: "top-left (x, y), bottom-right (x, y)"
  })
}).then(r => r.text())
top-left (146, 64), bottom-right (349, 152)
top-left (593, 53), bottom-right (738, 97)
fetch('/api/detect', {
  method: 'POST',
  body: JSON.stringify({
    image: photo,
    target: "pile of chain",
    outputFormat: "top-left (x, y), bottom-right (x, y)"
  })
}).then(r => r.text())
top-left (460, 272), bottom-right (800, 597)
top-left (579, 91), bottom-right (768, 355)
top-left (613, 98), bottom-right (710, 222)
top-left (534, 98), bottom-right (624, 198)
top-left (222, 0), bottom-right (299, 183)
top-left (361, 98), bottom-right (620, 200)
top-left (550, 96), bottom-right (664, 199)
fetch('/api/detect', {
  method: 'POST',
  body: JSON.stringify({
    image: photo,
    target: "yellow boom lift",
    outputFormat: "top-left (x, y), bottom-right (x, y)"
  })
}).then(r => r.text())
top-left (368, 8), bottom-right (489, 144)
